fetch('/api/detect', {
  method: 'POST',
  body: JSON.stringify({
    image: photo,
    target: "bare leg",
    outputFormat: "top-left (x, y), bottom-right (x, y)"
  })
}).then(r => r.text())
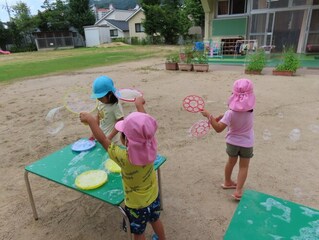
top-left (234, 157), bottom-right (250, 196)
top-left (224, 156), bottom-right (238, 186)
top-left (134, 233), bottom-right (146, 240)
top-left (150, 219), bottom-right (166, 240)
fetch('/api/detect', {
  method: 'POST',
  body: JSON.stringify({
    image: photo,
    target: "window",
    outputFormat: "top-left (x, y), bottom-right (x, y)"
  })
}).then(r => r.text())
top-left (307, 9), bottom-right (319, 46)
top-left (252, 0), bottom-right (268, 10)
top-left (110, 29), bottom-right (118, 37)
top-left (135, 23), bottom-right (144, 33)
top-left (269, 0), bottom-right (289, 8)
top-left (217, 0), bottom-right (246, 15)
top-left (218, 0), bottom-right (228, 15)
top-left (251, 14), bottom-right (267, 34)
top-left (292, 0), bottom-right (307, 6)
top-left (309, 9), bottom-right (319, 32)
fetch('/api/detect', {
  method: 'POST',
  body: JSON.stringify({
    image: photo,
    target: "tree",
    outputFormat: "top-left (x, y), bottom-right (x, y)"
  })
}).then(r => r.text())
top-left (141, 0), bottom-right (182, 44)
top-left (11, 1), bottom-right (37, 49)
top-left (142, 4), bottom-right (165, 43)
top-left (0, 23), bottom-right (10, 50)
top-left (183, 0), bottom-right (205, 29)
top-left (159, 2), bottom-right (180, 44)
top-left (177, 4), bottom-right (192, 39)
top-left (68, 0), bottom-right (95, 37)
top-left (141, 0), bottom-right (203, 44)
top-left (7, 21), bottom-right (24, 48)
top-left (35, 0), bottom-right (69, 31)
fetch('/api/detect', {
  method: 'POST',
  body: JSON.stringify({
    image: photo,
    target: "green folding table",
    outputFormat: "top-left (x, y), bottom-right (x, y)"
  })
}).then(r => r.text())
top-left (24, 140), bottom-right (166, 240)
top-left (224, 189), bottom-right (319, 239)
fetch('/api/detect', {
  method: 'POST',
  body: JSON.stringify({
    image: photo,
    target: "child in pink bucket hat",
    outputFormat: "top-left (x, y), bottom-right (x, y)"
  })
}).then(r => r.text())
top-left (228, 78), bottom-right (255, 112)
top-left (80, 96), bottom-right (165, 239)
top-left (201, 78), bottom-right (255, 201)
top-left (115, 111), bottom-right (157, 166)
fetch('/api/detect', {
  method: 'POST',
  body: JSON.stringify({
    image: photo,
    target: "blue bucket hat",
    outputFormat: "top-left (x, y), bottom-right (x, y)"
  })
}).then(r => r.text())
top-left (91, 76), bottom-right (116, 99)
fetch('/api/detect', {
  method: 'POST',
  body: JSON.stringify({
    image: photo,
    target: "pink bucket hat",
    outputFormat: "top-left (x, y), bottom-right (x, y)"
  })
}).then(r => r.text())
top-left (115, 112), bottom-right (158, 166)
top-left (228, 78), bottom-right (256, 112)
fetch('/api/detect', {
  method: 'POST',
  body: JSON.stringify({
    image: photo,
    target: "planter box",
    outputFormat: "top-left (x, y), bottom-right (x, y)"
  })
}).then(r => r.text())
top-left (193, 64), bottom-right (209, 72)
top-left (165, 62), bottom-right (179, 70)
top-left (178, 63), bottom-right (193, 71)
top-left (272, 70), bottom-right (294, 76)
top-left (245, 69), bottom-right (262, 75)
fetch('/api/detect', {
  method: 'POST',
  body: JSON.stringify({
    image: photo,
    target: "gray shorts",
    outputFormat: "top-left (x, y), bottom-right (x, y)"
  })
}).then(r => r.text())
top-left (226, 143), bottom-right (254, 158)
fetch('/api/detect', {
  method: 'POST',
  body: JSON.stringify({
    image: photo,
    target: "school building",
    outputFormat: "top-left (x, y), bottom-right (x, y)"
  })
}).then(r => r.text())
top-left (201, 0), bottom-right (319, 54)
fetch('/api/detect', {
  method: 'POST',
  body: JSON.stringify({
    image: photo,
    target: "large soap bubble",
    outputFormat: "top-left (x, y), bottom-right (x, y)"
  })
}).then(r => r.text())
top-left (45, 106), bottom-right (65, 135)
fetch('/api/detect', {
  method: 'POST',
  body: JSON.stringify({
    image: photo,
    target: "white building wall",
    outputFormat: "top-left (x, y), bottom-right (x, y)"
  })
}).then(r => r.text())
top-left (128, 10), bottom-right (146, 39)
top-left (99, 27), bottom-right (111, 43)
top-left (84, 26), bottom-right (110, 47)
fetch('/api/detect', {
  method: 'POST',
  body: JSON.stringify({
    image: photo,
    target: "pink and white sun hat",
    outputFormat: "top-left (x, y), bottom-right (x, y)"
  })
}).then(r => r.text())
top-left (228, 78), bottom-right (256, 112)
top-left (115, 112), bottom-right (158, 166)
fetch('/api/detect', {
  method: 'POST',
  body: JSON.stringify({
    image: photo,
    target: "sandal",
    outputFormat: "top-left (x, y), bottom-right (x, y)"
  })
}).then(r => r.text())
top-left (231, 193), bottom-right (242, 201)
top-left (221, 183), bottom-right (237, 189)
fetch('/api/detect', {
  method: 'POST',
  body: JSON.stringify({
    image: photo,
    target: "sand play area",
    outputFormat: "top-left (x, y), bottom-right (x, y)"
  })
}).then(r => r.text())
top-left (1, 58), bottom-right (319, 239)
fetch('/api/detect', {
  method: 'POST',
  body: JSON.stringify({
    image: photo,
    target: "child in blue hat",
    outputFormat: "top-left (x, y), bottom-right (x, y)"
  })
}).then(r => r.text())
top-left (90, 75), bottom-right (124, 145)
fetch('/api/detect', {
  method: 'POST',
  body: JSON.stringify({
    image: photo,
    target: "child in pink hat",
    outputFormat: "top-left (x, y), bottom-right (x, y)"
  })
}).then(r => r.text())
top-left (201, 78), bottom-right (255, 201)
top-left (80, 96), bottom-right (166, 240)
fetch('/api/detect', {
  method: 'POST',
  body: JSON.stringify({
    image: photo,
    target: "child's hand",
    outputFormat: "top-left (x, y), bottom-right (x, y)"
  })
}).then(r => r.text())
top-left (135, 96), bottom-right (146, 113)
top-left (135, 96), bottom-right (145, 106)
top-left (200, 109), bottom-right (210, 118)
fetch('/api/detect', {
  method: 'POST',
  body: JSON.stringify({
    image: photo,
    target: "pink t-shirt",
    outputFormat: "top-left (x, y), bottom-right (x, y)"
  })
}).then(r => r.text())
top-left (220, 110), bottom-right (254, 147)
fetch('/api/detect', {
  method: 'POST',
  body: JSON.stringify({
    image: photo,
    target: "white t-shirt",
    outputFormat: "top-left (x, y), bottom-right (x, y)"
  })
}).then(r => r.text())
top-left (98, 102), bottom-right (124, 144)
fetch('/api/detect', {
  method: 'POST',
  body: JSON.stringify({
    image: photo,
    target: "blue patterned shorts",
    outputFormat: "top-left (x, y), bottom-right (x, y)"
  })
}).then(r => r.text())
top-left (125, 195), bottom-right (161, 234)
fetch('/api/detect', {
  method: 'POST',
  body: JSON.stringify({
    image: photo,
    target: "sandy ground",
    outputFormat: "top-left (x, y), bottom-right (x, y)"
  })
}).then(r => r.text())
top-left (1, 58), bottom-right (319, 240)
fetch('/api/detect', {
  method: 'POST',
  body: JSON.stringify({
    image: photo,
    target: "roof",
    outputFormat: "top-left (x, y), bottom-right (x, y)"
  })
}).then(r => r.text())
top-left (97, 8), bottom-right (109, 12)
top-left (125, 7), bottom-right (144, 21)
top-left (105, 19), bottom-right (129, 31)
top-left (95, 9), bottom-right (137, 25)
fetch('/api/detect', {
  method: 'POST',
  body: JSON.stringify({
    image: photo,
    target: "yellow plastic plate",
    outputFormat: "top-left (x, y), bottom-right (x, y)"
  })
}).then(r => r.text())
top-left (75, 170), bottom-right (108, 190)
top-left (105, 159), bottom-right (121, 173)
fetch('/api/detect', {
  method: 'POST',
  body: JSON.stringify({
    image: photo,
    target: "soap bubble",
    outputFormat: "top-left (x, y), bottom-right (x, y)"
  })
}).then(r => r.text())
top-left (45, 106), bottom-right (65, 135)
top-left (289, 128), bottom-right (301, 142)
top-left (262, 129), bottom-right (272, 141)
top-left (308, 124), bottom-right (319, 133)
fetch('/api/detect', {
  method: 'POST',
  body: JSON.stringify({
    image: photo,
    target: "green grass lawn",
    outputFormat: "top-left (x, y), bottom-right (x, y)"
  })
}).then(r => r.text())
top-left (0, 45), bottom-right (174, 84)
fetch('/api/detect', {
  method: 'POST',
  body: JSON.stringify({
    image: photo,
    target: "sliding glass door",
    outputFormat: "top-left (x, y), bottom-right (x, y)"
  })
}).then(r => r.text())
top-left (272, 10), bottom-right (305, 52)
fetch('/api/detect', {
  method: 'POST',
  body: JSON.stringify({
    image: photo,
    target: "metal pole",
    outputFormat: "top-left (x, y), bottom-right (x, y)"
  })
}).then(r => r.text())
top-left (24, 171), bottom-right (38, 220)
top-left (118, 206), bottom-right (132, 240)
top-left (157, 168), bottom-right (163, 210)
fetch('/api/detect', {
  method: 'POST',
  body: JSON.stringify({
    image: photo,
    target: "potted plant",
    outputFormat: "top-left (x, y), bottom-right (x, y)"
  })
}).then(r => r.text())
top-left (178, 45), bottom-right (194, 71)
top-left (165, 53), bottom-right (179, 70)
top-left (244, 49), bottom-right (266, 75)
top-left (192, 51), bottom-right (209, 72)
top-left (273, 48), bottom-right (300, 76)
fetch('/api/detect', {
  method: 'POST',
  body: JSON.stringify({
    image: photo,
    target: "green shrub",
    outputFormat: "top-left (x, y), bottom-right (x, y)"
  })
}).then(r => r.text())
top-left (275, 47), bottom-right (300, 72)
top-left (180, 44), bottom-right (194, 63)
top-left (131, 37), bottom-right (139, 45)
top-left (245, 49), bottom-right (266, 71)
top-left (112, 37), bottom-right (130, 44)
top-left (192, 51), bottom-right (208, 64)
top-left (166, 52), bottom-right (179, 63)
